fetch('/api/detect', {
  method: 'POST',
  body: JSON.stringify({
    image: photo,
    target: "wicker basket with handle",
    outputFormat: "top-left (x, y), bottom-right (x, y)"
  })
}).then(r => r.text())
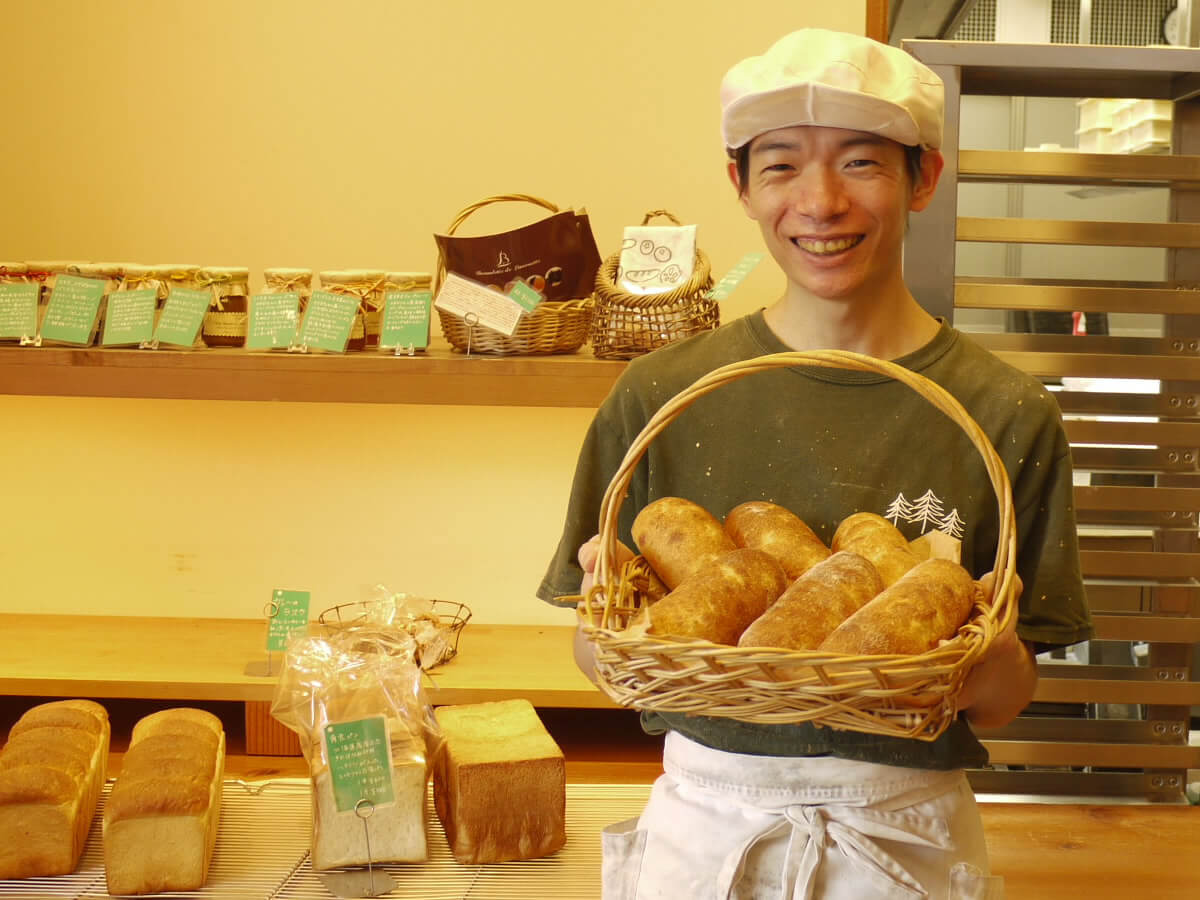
top-left (579, 349), bottom-right (1017, 742)
top-left (433, 194), bottom-right (595, 356)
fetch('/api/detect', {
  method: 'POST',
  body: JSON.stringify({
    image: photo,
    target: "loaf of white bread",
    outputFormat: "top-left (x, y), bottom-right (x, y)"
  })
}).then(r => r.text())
top-left (433, 699), bottom-right (566, 864)
top-left (0, 699), bottom-right (110, 879)
top-left (103, 707), bottom-right (225, 896)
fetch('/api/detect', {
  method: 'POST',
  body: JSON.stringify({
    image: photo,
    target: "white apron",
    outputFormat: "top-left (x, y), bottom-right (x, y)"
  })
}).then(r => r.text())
top-left (602, 732), bottom-right (992, 900)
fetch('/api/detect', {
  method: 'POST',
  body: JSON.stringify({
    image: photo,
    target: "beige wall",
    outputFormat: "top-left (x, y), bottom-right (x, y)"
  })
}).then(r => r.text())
top-left (0, 1), bottom-right (865, 624)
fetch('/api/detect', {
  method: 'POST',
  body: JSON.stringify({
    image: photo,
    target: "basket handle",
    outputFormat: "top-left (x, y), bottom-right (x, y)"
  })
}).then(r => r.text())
top-left (640, 209), bottom-right (682, 226)
top-left (434, 194), bottom-right (562, 292)
top-left (588, 350), bottom-right (1018, 646)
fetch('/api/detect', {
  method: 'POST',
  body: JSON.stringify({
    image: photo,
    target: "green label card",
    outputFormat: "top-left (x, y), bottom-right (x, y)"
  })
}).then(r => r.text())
top-left (247, 292), bottom-right (301, 350)
top-left (0, 283), bottom-right (39, 340)
top-left (380, 290), bottom-right (432, 350)
top-left (101, 288), bottom-right (157, 346)
top-left (266, 589), bottom-right (310, 652)
top-left (154, 287), bottom-right (210, 347)
top-left (324, 717), bottom-right (395, 813)
top-left (708, 251), bottom-right (766, 301)
top-left (508, 280), bottom-right (543, 313)
top-left (297, 290), bottom-right (358, 352)
top-left (40, 274), bottom-right (106, 344)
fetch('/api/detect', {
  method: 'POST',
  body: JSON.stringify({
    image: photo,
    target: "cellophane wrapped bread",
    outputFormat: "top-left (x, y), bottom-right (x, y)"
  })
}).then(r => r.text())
top-left (271, 627), bottom-right (441, 871)
top-left (102, 707), bottom-right (224, 895)
top-left (0, 699), bottom-right (110, 879)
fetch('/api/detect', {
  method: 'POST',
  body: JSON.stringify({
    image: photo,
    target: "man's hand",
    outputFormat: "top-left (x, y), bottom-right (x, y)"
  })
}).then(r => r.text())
top-left (956, 571), bottom-right (1036, 729)
top-left (573, 535), bottom-right (635, 684)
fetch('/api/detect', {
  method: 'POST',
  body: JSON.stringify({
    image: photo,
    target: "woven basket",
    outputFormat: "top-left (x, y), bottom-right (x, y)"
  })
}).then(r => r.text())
top-left (434, 194), bottom-right (594, 356)
top-left (579, 350), bottom-right (1017, 741)
top-left (590, 210), bottom-right (719, 360)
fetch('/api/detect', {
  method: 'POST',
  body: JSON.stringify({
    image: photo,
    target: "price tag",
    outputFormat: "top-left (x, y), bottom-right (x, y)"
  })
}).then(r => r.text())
top-left (297, 290), bottom-right (358, 352)
top-left (247, 292), bottom-right (301, 350)
top-left (507, 280), bottom-right (543, 313)
top-left (0, 283), bottom-right (38, 340)
top-left (101, 288), bottom-right (157, 347)
top-left (708, 251), bottom-right (766, 301)
top-left (266, 589), bottom-right (310, 652)
top-left (153, 287), bottom-right (210, 347)
top-left (324, 717), bottom-right (395, 813)
top-left (433, 273), bottom-right (526, 336)
top-left (40, 274), bottom-right (106, 345)
top-left (379, 290), bottom-right (432, 351)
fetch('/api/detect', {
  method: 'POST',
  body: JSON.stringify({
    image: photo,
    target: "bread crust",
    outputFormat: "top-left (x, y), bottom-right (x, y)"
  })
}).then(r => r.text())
top-left (724, 501), bottom-right (832, 580)
top-left (632, 497), bottom-right (737, 590)
top-left (831, 512), bottom-right (920, 587)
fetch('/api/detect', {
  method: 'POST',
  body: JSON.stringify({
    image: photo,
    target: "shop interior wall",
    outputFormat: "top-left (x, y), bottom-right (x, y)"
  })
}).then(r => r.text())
top-left (0, 1), bottom-right (864, 624)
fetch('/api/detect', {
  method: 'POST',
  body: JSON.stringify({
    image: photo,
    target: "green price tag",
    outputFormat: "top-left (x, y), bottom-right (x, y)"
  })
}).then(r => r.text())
top-left (297, 290), bottom-right (358, 352)
top-left (154, 287), bottom-right (210, 347)
top-left (708, 251), bottom-right (766, 301)
top-left (266, 589), bottom-right (310, 652)
top-left (40, 274), bottom-right (106, 345)
top-left (380, 290), bottom-right (432, 350)
top-left (324, 717), bottom-right (395, 813)
top-left (508, 280), bottom-right (543, 312)
top-left (101, 288), bottom-right (157, 347)
top-left (247, 292), bottom-right (301, 350)
top-left (0, 283), bottom-right (39, 340)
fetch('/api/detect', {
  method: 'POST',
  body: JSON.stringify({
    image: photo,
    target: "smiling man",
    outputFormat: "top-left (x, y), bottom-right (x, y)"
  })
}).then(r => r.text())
top-left (539, 28), bottom-right (1091, 899)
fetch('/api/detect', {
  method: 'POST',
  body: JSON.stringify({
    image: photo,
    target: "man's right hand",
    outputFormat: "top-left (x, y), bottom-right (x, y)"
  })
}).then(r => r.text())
top-left (574, 534), bottom-right (635, 683)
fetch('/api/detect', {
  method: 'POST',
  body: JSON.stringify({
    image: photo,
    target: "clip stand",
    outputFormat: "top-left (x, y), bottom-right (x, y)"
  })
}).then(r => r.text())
top-left (393, 342), bottom-right (416, 358)
top-left (243, 599), bottom-right (280, 677)
top-left (138, 338), bottom-right (159, 350)
top-left (462, 310), bottom-right (479, 358)
top-left (317, 798), bottom-right (397, 898)
top-left (286, 342), bottom-right (309, 354)
top-left (18, 333), bottom-right (42, 347)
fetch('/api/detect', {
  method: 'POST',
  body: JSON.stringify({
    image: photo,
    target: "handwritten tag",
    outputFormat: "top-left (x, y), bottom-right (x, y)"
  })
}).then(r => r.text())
top-left (434, 273), bottom-right (526, 336)
top-left (297, 290), bottom-right (358, 352)
top-left (325, 717), bottom-right (395, 813)
top-left (0, 283), bottom-right (39, 340)
top-left (380, 290), bottom-right (432, 350)
top-left (101, 288), bottom-right (157, 346)
top-left (40, 274), bottom-right (106, 345)
top-left (507, 280), bottom-right (543, 313)
top-left (247, 292), bottom-right (301, 350)
top-left (266, 589), bottom-right (310, 652)
top-left (154, 287), bottom-right (210, 347)
top-left (708, 251), bottom-right (766, 301)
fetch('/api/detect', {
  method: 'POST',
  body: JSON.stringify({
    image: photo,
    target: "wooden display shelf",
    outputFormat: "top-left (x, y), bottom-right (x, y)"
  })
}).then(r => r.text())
top-left (0, 343), bottom-right (626, 407)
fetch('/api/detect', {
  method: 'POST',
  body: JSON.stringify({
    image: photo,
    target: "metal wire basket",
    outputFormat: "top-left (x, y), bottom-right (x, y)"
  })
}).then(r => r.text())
top-left (317, 598), bottom-right (472, 669)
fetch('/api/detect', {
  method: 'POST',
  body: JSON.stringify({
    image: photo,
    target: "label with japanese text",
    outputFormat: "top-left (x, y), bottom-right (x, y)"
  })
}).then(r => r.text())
top-left (265, 589), bottom-right (310, 652)
top-left (154, 287), bottom-right (210, 347)
top-left (297, 290), bottom-right (358, 352)
top-left (247, 292), bottom-right (301, 350)
top-left (0, 283), bottom-right (38, 340)
top-left (101, 288), bottom-right (157, 346)
top-left (325, 716), bottom-right (395, 812)
top-left (380, 289), bottom-right (432, 350)
top-left (41, 274), bottom-right (106, 345)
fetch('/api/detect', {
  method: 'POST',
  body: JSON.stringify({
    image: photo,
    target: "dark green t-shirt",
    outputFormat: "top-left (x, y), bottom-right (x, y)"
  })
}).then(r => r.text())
top-left (538, 310), bottom-right (1092, 769)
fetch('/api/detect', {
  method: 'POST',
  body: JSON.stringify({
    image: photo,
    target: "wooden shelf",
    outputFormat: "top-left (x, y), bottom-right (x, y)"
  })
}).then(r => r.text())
top-left (0, 343), bottom-right (626, 407)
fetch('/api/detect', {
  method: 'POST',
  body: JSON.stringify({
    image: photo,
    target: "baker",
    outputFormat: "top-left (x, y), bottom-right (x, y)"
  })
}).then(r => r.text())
top-left (538, 28), bottom-right (1092, 899)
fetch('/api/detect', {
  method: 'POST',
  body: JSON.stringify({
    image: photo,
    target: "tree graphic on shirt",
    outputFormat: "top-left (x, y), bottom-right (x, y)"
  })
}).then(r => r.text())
top-left (909, 490), bottom-right (945, 535)
top-left (939, 507), bottom-right (966, 539)
top-left (884, 493), bottom-right (914, 526)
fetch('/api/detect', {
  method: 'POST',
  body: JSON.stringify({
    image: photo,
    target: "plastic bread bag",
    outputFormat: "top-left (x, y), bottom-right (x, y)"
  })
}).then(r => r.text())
top-left (270, 628), bottom-right (444, 870)
top-left (324, 583), bottom-right (468, 671)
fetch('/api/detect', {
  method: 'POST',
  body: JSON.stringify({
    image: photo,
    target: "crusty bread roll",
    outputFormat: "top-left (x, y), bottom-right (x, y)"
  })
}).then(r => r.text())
top-left (832, 512), bottom-right (921, 586)
top-left (738, 551), bottom-right (883, 651)
top-left (632, 496), bottom-right (737, 590)
top-left (0, 699), bottom-right (110, 879)
top-left (818, 558), bottom-right (979, 656)
top-left (646, 547), bottom-right (789, 645)
top-left (104, 708), bottom-right (224, 896)
top-left (433, 699), bottom-right (565, 864)
top-left (724, 501), bottom-right (832, 580)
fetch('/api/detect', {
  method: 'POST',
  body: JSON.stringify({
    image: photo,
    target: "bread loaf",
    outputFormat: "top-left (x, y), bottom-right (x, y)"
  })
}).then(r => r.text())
top-left (632, 496), bottom-right (737, 590)
top-left (738, 551), bottom-right (883, 651)
top-left (103, 707), bottom-right (224, 896)
top-left (724, 501), bottom-right (832, 580)
top-left (433, 699), bottom-right (565, 864)
top-left (0, 699), bottom-right (109, 879)
top-left (831, 512), bottom-right (921, 586)
top-left (647, 547), bottom-right (789, 645)
top-left (818, 558), bottom-right (978, 655)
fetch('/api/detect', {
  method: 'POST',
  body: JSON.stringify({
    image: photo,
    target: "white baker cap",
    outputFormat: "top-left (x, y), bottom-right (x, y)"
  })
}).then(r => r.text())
top-left (720, 29), bottom-right (944, 151)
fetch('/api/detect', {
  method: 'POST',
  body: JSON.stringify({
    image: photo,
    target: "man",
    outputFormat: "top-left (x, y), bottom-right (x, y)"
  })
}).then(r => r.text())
top-left (540, 29), bottom-right (1091, 898)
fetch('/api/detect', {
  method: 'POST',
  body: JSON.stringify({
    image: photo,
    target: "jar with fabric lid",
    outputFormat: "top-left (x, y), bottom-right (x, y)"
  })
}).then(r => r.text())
top-left (197, 266), bottom-right (250, 347)
top-left (318, 269), bottom-right (384, 351)
top-left (76, 263), bottom-right (124, 345)
top-left (119, 264), bottom-right (165, 305)
top-left (263, 268), bottom-right (313, 309)
top-left (148, 263), bottom-right (201, 295)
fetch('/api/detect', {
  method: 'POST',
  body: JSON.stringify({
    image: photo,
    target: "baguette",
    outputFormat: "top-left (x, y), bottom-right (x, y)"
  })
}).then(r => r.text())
top-left (0, 699), bottom-right (110, 879)
top-left (724, 501), bottom-right (832, 580)
top-left (104, 708), bottom-right (224, 896)
top-left (831, 512), bottom-right (921, 586)
top-left (632, 496), bottom-right (737, 590)
top-left (818, 558), bottom-right (978, 656)
top-left (646, 547), bottom-right (789, 645)
top-left (738, 551), bottom-right (883, 651)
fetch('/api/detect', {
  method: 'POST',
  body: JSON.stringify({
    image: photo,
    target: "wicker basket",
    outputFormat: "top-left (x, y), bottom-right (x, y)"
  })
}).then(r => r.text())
top-left (579, 350), bottom-right (1017, 742)
top-left (590, 210), bottom-right (719, 360)
top-left (433, 194), bottom-right (594, 356)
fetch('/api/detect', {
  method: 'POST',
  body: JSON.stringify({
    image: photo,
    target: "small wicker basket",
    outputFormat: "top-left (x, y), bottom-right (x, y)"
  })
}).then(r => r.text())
top-left (579, 350), bottom-right (1017, 741)
top-left (433, 194), bottom-right (594, 356)
top-left (590, 210), bottom-right (719, 360)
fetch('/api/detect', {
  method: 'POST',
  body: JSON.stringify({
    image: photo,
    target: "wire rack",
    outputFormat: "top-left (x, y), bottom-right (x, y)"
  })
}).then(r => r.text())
top-left (0, 779), bottom-right (651, 899)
